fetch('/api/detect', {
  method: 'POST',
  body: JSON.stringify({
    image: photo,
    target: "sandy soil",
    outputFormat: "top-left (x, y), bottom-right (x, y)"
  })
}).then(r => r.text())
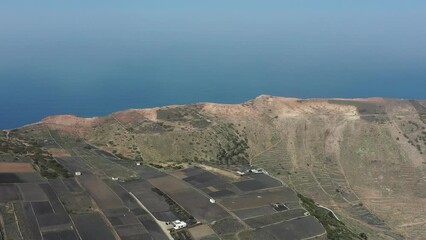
top-left (0, 163), bottom-right (35, 173)
top-left (197, 164), bottom-right (240, 180)
top-left (46, 148), bottom-right (71, 157)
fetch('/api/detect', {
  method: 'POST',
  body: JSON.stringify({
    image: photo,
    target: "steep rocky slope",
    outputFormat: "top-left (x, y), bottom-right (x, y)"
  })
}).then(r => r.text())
top-left (15, 95), bottom-right (426, 239)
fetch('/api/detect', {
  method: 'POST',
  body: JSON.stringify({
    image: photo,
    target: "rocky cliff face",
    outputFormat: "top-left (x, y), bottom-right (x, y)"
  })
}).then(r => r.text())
top-left (21, 95), bottom-right (426, 239)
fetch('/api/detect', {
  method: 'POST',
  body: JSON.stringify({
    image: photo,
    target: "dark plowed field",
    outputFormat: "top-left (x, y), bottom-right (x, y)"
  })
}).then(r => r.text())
top-left (0, 184), bottom-right (20, 201)
top-left (42, 230), bottom-right (79, 240)
top-left (0, 173), bottom-right (44, 183)
top-left (18, 183), bottom-right (49, 201)
top-left (72, 213), bottom-right (116, 240)
top-left (233, 205), bottom-right (276, 219)
top-left (77, 174), bottom-right (123, 210)
top-left (138, 215), bottom-right (169, 240)
top-left (31, 201), bottom-right (54, 215)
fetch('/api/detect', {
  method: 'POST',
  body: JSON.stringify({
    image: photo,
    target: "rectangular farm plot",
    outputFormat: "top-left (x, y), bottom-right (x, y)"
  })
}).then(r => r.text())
top-left (138, 215), bottom-right (169, 240)
top-left (233, 205), bottom-right (277, 219)
top-left (115, 224), bottom-right (150, 240)
top-left (250, 174), bottom-right (282, 188)
top-left (0, 172), bottom-right (45, 183)
top-left (0, 184), bottom-right (20, 201)
top-left (219, 187), bottom-right (299, 211)
top-left (152, 211), bottom-right (178, 222)
top-left (183, 171), bottom-right (223, 189)
top-left (16, 173), bottom-right (46, 183)
top-left (18, 183), bottom-right (49, 201)
top-left (62, 178), bottom-right (83, 192)
top-left (39, 183), bottom-right (68, 215)
top-left (210, 217), bottom-right (245, 236)
top-left (103, 207), bottom-right (151, 240)
top-left (167, 189), bottom-right (230, 223)
top-left (48, 179), bottom-right (69, 195)
top-left (106, 209), bottom-right (140, 226)
top-left (0, 163), bottom-right (35, 173)
top-left (31, 201), bottom-right (54, 215)
top-left (77, 174), bottom-right (123, 209)
top-left (0, 173), bottom-right (21, 183)
top-left (244, 208), bottom-right (308, 228)
top-left (206, 189), bottom-right (235, 198)
top-left (30, 186), bottom-right (72, 230)
top-left (149, 176), bottom-right (230, 223)
top-left (0, 172), bottom-right (44, 183)
top-left (188, 224), bottom-right (217, 240)
top-left (72, 213), bottom-right (116, 240)
top-left (21, 202), bottom-right (43, 240)
top-left (179, 168), bottom-right (239, 199)
top-left (42, 230), bottom-right (79, 240)
top-left (37, 213), bottom-right (71, 229)
top-left (121, 180), bottom-right (171, 215)
top-left (73, 148), bottom-right (137, 180)
top-left (104, 179), bottom-right (142, 210)
top-left (248, 216), bottom-right (325, 240)
top-left (149, 175), bottom-right (190, 193)
top-left (233, 179), bottom-right (268, 192)
top-left (232, 174), bottom-right (282, 192)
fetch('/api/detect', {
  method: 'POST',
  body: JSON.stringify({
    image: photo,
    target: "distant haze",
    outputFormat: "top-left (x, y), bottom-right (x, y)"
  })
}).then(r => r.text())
top-left (1, 1), bottom-right (425, 129)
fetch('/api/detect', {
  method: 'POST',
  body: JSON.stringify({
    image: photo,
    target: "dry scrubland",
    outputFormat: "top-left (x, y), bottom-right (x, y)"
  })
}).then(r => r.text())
top-left (13, 95), bottom-right (426, 239)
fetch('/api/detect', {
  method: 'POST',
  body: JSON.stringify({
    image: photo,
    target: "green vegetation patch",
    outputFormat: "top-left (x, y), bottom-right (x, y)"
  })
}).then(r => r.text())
top-left (156, 105), bottom-right (212, 129)
top-left (0, 135), bottom-right (69, 179)
top-left (216, 124), bottom-right (249, 165)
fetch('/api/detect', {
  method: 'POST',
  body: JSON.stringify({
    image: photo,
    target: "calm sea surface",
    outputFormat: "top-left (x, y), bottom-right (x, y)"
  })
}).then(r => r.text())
top-left (1, 1), bottom-right (425, 129)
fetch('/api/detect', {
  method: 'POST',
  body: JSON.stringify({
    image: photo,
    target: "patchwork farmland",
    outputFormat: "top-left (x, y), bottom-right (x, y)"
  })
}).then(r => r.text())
top-left (1, 137), bottom-right (327, 240)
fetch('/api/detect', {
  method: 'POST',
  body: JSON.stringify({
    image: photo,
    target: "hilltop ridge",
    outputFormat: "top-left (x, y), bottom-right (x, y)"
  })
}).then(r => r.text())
top-left (36, 96), bottom-right (404, 128)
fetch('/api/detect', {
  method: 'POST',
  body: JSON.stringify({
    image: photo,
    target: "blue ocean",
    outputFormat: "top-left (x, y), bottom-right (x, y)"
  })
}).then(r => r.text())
top-left (1, 1), bottom-right (425, 129)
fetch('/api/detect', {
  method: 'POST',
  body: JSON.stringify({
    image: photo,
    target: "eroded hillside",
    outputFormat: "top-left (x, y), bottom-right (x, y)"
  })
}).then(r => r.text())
top-left (17, 95), bottom-right (426, 239)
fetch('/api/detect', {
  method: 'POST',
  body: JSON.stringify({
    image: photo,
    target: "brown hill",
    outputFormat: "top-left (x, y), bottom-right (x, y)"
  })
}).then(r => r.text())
top-left (20, 95), bottom-right (426, 239)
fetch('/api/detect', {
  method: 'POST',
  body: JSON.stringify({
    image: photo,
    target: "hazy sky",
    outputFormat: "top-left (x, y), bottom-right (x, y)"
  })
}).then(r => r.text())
top-left (0, 1), bottom-right (425, 128)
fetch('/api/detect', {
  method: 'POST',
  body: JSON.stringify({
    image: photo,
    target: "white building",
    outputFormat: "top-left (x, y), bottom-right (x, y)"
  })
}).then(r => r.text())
top-left (75, 172), bottom-right (82, 176)
top-left (172, 220), bottom-right (187, 230)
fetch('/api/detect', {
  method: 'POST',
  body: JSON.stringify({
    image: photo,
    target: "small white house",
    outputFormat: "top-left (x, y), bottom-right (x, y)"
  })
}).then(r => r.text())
top-left (136, 162), bottom-right (141, 166)
top-left (250, 169), bottom-right (261, 174)
top-left (172, 220), bottom-right (187, 230)
top-left (75, 172), bottom-right (82, 176)
top-left (248, 168), bottom-right (268, 174)
top-left (112, 177), bottom-right (119, 181)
